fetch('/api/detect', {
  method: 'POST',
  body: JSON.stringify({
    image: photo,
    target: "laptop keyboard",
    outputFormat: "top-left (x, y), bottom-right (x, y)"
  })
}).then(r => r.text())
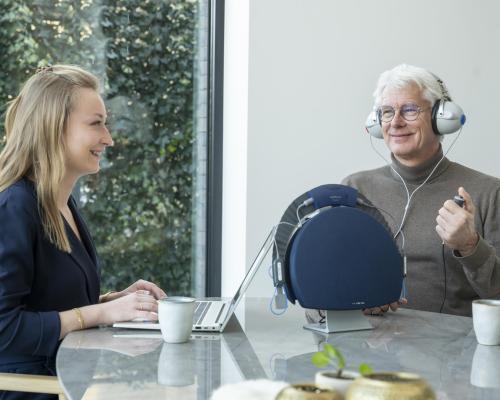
top-left (194, 301), bottom-right (211, 325)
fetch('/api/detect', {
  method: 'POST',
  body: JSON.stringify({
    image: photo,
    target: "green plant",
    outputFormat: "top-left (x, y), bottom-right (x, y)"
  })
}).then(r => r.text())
top-left (311, 343), bottom-right (373, 379)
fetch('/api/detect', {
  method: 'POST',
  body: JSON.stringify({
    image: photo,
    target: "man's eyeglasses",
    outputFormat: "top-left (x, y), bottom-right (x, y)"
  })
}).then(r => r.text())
top-left (377, 103), bottom-right (428, 123)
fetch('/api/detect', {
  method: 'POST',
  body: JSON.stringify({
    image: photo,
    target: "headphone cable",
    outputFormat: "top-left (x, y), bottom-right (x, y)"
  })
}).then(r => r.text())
top-left (369, 126), bottom-right (463, 239)
top-left (368, 126), bottom-right (463, 305)
top-left (268, 220), bottom-right (299, 315)
top-left (439, 243), bottom-right (447, 313)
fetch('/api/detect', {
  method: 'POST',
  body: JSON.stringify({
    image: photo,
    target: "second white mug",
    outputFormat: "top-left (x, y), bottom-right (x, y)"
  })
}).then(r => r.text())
top-left (472, 299), bottom-right (500, 346)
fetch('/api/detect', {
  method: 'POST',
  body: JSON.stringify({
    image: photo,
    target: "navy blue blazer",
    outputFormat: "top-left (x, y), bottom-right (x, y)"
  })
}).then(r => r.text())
top-left (0, 178), bottom-right (100, 372)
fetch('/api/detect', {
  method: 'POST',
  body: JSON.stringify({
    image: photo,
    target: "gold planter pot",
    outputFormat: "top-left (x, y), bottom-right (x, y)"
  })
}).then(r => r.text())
top-left (276, 383), bottom-right (344, 400)
top-left (346, 372), bottom-right (436, 400)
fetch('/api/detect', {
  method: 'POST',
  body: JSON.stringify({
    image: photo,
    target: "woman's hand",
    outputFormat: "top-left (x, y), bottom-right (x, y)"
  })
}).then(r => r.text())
top-left (60, 280), bottom-right (167, 338)
top-left (119, 279), bottom-right (167, 300)
top-left (100, 280), bottom-right (167, 303)
top-left (100, 290), bottom-right (159, 325)
top-left (60, 283), bottom-right (166, 338)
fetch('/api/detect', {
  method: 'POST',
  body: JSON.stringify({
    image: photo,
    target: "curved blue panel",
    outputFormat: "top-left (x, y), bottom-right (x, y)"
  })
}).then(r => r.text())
top-left (288, 207), bottom-right (403, 310)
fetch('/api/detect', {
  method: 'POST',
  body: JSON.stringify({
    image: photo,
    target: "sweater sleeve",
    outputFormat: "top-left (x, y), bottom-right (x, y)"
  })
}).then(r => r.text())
top-left (0, 195), bottom-right (61, 357)
top-left (454, 187), bottom-right (500, 299)
top-left (341, 176), bottom-right (352, 186)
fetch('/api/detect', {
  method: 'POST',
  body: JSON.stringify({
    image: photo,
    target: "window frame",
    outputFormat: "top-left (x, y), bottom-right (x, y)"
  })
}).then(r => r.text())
top-left (205, 0), bottom-right (225, 296)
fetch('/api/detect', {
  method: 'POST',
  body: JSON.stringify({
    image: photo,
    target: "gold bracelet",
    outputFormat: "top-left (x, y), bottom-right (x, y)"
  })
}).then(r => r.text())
top-left (99, 291), bottom-right (116, 303)
top-left (73, 307), bottom-right (85, 330)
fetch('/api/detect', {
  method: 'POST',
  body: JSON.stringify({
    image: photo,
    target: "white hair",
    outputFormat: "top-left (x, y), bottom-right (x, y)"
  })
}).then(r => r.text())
top-left (373, 64), bottom-right (450, 108)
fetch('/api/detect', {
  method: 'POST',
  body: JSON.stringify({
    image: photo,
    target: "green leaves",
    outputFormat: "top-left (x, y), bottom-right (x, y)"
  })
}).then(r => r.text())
top-left (311, 343), bottom-right (373, 378)
top-left (324, 343), bottom-right (345, 370)
top-left (358, 363), bottom-right (373, 376)
top-left (311, 343), bottom-right (345, 372)
top-left (311, 352), bottom-right (330, 368)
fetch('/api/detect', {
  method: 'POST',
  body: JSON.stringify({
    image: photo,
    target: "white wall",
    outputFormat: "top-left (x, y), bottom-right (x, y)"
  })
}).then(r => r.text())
top-left (223, 0), bottom-right (500, 297)
top-left (222, 0), bottom-right (249, 297)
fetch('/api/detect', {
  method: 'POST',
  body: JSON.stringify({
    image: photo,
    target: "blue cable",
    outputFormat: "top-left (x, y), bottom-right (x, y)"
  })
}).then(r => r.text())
top-left (400, 276), bottom-right (407, 300)
top-left (269, 286), bottom-right (288, 316)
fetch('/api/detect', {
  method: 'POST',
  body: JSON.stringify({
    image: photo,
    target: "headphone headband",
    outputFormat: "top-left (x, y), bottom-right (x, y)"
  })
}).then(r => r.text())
top-left (365, 74), bottom-right (465, 138)
top-left (430, 72), bottom-right (452, 102)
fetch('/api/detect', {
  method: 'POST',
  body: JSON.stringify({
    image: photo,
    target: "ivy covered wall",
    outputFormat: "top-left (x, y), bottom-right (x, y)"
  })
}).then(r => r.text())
top-left (0, 0), bottom-right (201, 295)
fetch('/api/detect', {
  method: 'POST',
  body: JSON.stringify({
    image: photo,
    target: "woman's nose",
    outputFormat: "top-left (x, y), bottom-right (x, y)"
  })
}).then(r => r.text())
top-left (102, 127), bottom-right (114, 147)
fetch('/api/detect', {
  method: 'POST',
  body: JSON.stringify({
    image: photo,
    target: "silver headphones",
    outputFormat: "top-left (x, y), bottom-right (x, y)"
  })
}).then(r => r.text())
top-left (365, 75), bottom-right (466, 139)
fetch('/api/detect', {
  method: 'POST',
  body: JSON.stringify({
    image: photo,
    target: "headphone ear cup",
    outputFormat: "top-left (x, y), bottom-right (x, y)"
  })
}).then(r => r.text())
top-left (365, 110), bottom-right (383, 139)
top-left (431, 100), bottom-right (441, 135)
top-left (431, 100), bottom-right (466, 135)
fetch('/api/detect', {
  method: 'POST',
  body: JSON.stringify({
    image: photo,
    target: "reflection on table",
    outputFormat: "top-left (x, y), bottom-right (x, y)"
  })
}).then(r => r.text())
top-left (470, 344), bottom-right (500, 389)
top-left (56, 298), bottom-right (500, 400)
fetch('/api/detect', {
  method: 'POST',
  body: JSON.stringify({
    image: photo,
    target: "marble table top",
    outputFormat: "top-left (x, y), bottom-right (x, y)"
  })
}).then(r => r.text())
top-left (56, 298), bottom-right (500, 399)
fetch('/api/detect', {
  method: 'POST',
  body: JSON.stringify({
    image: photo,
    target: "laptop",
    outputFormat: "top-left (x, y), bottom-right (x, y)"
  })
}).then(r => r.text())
top-left (113, 238), bottom-right (269, 332)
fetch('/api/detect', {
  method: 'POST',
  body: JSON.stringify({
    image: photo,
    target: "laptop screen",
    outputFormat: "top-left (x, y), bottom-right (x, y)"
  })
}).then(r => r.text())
top-left (220, 229), bottom-right (276, 330)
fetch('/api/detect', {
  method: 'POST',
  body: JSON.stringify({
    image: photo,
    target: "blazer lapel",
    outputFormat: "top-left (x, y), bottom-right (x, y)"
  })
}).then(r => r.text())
top-left (66, 198), bottom-right (100, 304)
top-left (21, 179), bottom-right (101, 304)
top-left (69, 197), bottom-right (98, 268)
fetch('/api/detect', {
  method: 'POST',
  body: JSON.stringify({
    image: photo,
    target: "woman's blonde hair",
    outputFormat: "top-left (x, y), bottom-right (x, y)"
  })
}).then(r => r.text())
top-left (0, 64), bottom-right (99, 252)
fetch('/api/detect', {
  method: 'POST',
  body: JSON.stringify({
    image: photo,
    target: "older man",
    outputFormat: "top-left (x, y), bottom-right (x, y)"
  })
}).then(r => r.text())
top-left (343, 64), bottom-right (500, 316)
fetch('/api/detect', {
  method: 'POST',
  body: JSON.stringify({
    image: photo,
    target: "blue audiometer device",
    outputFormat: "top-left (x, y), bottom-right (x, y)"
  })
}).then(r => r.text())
top-left (274, 184), bottom-right (403, 311)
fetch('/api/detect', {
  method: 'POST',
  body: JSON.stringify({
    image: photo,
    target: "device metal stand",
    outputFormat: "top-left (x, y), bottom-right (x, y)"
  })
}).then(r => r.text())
top-left (303, 310), bottom-right (373, 333)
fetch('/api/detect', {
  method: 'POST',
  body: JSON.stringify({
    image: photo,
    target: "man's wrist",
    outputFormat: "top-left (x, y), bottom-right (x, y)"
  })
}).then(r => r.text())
top-left (456, 232), bottom-right (479, 257)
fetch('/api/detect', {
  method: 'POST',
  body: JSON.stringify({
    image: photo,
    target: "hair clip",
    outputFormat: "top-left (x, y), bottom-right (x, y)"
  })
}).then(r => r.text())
top-left (35, 65), bottom-right (54, 74)
top-left (35, 64), bottom-right (77, 85)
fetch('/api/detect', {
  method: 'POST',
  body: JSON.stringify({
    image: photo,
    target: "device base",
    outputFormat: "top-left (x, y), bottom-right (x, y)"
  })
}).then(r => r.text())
top-left (303, 309), bottom-right (373, 333)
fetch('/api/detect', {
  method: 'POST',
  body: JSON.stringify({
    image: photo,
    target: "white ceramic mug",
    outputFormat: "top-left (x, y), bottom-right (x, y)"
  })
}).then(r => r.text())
top-left (472, 299), bottom-right (500, 346)
top-left (158, 296), bottom-right (196, 343)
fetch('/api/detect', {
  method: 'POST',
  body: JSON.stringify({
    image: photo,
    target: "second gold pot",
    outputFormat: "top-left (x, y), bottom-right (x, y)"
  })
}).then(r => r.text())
top-left (346, 372), bottom-right (436, 400)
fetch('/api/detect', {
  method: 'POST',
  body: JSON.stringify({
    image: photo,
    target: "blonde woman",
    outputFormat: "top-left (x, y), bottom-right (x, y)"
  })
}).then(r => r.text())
top-left (0, 65), bottom-right (166, 399)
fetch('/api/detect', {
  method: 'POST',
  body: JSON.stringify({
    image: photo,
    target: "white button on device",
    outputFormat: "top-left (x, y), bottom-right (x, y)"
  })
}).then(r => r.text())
top-left (277, 261), bottom-right (282, 281)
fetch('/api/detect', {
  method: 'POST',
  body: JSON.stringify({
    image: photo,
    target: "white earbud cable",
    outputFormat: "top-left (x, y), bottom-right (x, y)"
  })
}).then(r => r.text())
top-left (369, 127), bottom-right (463, 245)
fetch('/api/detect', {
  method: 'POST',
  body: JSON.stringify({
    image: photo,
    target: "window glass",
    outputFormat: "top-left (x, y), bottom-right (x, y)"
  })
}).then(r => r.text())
top-left (0, 0), bottom-right (208, 296)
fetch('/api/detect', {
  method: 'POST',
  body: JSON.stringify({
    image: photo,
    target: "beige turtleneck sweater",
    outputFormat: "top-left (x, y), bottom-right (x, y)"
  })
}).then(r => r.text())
top-left (343, 147), bottom-right (500, 316)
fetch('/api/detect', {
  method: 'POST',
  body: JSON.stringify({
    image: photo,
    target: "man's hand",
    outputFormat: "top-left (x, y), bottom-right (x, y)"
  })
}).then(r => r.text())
top-left (363, 298), bottom-right (407, 315)
top-left (436, 187), bottom-right (479, 256)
